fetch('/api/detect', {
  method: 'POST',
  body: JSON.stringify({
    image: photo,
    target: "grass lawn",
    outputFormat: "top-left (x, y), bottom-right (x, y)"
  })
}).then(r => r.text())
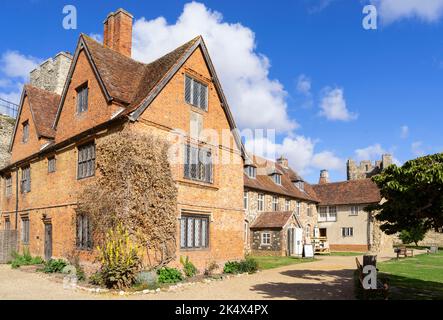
top-left (329, 252), bottom-right (363, 257)
top-left (376, 251), bottom-right (443, 300)
top-left (250, 256), bottom-right (315, 270)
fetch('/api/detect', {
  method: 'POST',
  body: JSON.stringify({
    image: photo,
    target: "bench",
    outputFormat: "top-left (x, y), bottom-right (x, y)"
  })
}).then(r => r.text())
top-left (395, 246), bottom-right (414, 258)
top-left (356, 257), bottom-right (389, 300)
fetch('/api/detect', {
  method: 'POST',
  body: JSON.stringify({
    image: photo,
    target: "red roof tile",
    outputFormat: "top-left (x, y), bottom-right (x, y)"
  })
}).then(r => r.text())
top-left (250, 211), bottom-right (294, 229)
top-left (25, 85), bottom-right (60, 138)
top-left (312, 179), bottom-right (381, 206)
top-left (244, 155), bottom-right (319, 202)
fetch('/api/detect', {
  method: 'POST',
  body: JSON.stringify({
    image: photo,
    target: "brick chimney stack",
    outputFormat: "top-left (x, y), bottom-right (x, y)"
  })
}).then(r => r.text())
top-left (319, 170), bottom-right (330, 185)
top-left (276, 155), bottom-right (288, 168)
top-left (103, 8), bottom-right (133, 57)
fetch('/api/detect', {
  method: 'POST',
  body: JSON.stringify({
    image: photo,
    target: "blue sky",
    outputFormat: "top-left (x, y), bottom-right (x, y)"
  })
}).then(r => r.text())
top-left (0, 0), bottom-right (442, 183)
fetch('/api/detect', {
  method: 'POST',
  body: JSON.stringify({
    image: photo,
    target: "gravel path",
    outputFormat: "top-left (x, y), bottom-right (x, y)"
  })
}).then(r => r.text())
top-left (0, 252), bottom-right (402, 300)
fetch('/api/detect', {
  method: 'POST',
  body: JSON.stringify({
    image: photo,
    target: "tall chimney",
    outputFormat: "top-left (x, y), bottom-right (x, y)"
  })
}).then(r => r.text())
top-left (103, 8), bottom-right (133, 57)
top-left (276, 155), bottom-right (288, 168)
top-left (319, 170), bottom-right (330, 185)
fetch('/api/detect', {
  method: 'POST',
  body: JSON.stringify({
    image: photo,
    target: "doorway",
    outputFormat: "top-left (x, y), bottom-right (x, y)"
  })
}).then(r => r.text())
top-left (44, 223), bottom-right (52, 261)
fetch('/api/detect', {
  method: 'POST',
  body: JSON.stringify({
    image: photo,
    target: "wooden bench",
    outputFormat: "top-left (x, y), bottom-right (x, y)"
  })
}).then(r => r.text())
top-left (395, 246), bottom-right (414, 258)
top-left (356, 257), bottom-right (389, 300)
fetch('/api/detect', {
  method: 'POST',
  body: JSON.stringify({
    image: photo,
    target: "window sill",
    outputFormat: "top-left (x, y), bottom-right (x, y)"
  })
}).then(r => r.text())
top-left (178, 179), bottom-right (218, 190)
top-left (180, 247), bottom-right (210, 252)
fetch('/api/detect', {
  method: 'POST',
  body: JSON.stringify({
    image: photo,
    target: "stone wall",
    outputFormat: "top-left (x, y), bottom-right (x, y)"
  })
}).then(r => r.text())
top-left (251, 229), bottom-right (282, 256)
top-left (0, 114), bottom-right (14, 168)
top-left (347, 154), bottom-right (392, 180)
top-left (30, 52), bottom-right (72, 95)
top-left (0, 230), bottom-right (17, 263)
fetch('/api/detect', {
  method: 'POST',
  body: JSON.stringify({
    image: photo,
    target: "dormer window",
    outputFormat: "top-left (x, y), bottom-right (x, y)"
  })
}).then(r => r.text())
top-left (295, 180), bottom-right (304, 191)
top-left (76, 83), bottom-right (88, 113)
top-left (244, 165), bottom-right (256, 179)
top-left (22, 121), bottom-right (29, 143)
top-left (272, 173), bottom-right (282, 185)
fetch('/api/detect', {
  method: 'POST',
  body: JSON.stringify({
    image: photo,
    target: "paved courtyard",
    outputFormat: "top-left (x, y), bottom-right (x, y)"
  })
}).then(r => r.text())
top-left (0, 253), bottom-right (399, 300)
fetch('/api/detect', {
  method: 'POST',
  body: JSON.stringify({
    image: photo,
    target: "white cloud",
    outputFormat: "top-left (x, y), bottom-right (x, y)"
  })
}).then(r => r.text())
top-left (89, 33), bottom-right (103, 43)
top-left (371, 0), bottom-right (443, 24)
top-left (132, 1), bottom-right (297, 133)
top-left (244, 135), bottom-right (343, 176)
top-left (354, 143), bottom-right (401, 165)
top-left (0, 50), bottom-right (40, 104)
top-left (296, 74), bottom-right (311, 95)
top-left (400, 125), bottom-right (409, 139)
top-left (0, 51), bottom-right (40, 79)
top-left (319, 87), bottom-right (357, 121)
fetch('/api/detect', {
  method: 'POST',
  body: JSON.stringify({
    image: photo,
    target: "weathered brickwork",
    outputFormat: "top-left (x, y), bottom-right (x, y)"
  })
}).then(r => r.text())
top-left (0, 12), bottom-right (244, 271)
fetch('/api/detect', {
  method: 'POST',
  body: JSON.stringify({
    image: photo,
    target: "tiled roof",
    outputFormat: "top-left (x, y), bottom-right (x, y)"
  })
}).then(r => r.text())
top-left (244, 155), bottom-right (319, 202)
top-left (82, 34), bottom-right (200, 109)
top-left (25, 85), bottom-right (60, 138)
top-left (250, 211), bottom-right (294, 229)
top-left (312, 178), bottom-right (381, 206)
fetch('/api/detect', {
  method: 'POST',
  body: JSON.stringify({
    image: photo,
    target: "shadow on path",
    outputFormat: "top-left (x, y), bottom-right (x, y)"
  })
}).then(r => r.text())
top-left (251, 268), bottom-right (355, 300)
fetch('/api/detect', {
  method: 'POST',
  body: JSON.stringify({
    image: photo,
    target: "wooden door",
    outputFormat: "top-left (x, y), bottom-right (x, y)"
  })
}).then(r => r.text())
top-left (44, 224), bottom-right (52, 261)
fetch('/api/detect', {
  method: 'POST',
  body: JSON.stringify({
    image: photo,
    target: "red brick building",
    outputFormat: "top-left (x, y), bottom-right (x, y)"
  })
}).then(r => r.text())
top-left (0, 8), bottom-right (245, 270)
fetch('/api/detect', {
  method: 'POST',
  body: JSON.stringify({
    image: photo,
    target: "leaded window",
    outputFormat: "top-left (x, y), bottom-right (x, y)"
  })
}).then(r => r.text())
top-left (184, 144), bottom-right (212, 183)
top-left (180, 215), bottom-right (209, 249)
top-left (77, 143), bottom-right (95, 179)
top-left (185, 75), bottom-right (208, 110)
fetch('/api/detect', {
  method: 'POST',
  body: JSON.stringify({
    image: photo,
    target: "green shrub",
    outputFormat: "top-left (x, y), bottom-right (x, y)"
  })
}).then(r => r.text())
top-left (223, 258), bottom-right (258, 274)
top-left (97, 223), bottom-right (142, 289)
top-left (42, 259), bottom-right (67, 273)
top-left (180, 256), bottom-right (197, 277)
top-left (223, 261), bottom-right (241, 274)
top-left (9, 249), bottom-right (44, 269)
top-left (157, 267), bottom-right (183, 284)
top-left (89, 271), bottom-right (104, 286)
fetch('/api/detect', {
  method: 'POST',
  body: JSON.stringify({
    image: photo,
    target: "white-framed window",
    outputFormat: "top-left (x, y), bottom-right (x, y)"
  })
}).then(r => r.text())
top-left (185, 75), bottom-right (208, 110)
top-left (328, 206), bottom-right (337, 221)
top-left (342, 227), bottom-right (354, 237)
top-left (272, 174), bottom-right (281, 185)
top-left (243, 191), bottom-right (248, 210)
top-left (296, 201), bottom-right (301, 216)
top-left (319, 206), bottom-right (328, 221)
top-left (295, 180), bottom-right (304, 191)
top-left (244, 221), bottom-right (249, 244)
top-left (318, 206), bottom-right (337, 222)
top-left (285, 199), bottom-right (290, 211)
top-left (257, 194), bottom-right (264, 211)
top-left (180, 214), bottom-right (209, 249)
top-left (272, 196), bottom-right (279, 211)
top-left (350, 206), bottom-right (359, 216)
top-left (261, 232), bottom-right (271, 245)
top-left (244, 165), bottom-right (256, 179)
top-left (5, 175), bottom-right (12, 197)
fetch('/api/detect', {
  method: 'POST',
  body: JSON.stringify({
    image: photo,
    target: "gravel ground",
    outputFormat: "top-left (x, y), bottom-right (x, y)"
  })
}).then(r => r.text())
top-left (0, 252), bottom-right (403, 300)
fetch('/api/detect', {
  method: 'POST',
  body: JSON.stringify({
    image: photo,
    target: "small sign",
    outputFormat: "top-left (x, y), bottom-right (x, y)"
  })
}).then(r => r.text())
top-left (304, 244), bottom-right (314, 258)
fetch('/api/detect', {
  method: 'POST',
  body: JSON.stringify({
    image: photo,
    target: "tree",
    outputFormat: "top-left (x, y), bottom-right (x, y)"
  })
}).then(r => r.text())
top-left (367, 153), bottom-right (443, 235)
top-left (398, 224), bottom-right (427, 246)
top-left (77, 131), bottom-right (178, 269)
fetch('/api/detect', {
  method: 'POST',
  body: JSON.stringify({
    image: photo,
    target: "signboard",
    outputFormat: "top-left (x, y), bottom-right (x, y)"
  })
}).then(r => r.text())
top-left (304, 244), bottom-right (314, 258)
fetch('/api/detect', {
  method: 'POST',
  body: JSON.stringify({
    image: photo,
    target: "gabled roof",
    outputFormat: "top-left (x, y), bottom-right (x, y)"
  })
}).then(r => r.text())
top-left (51, 34), bottom-right (245, 156)
top-left (9, 85), bottom-right (60, 151)
top-left (250, 211), bottom-right (297, 229)
top-left (244, 155), bottom-right (319, 202)
top-left (312, 178), bottom-right (381, 206)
